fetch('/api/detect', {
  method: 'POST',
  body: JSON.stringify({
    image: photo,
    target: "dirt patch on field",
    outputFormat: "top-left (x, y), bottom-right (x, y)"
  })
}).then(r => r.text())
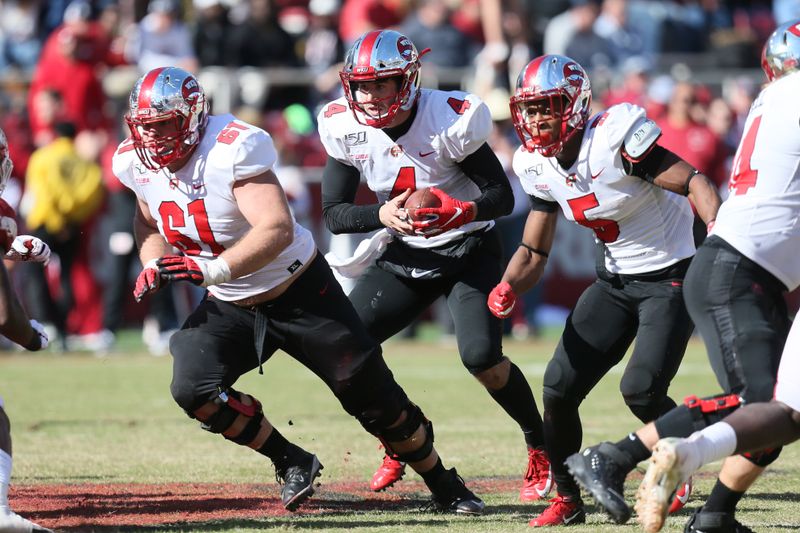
top-left (9, 478), bottom-right (520, 531)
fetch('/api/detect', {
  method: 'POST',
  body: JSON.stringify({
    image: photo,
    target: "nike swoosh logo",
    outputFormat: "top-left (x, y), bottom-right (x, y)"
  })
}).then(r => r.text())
top-left (591, 168), bottom-right (605, 180)
top-left (563, 510), bottom-right (583, 524)
top-left (419, 151), bottom-right (435, 157)
top-left (439, 207), bottom-right (463, 228)
top-left (410, 268), bottom-right (437, 278)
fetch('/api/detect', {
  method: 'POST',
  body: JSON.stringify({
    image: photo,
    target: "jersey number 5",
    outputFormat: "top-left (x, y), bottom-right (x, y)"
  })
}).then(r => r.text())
top-left (567, 193), bottom-right (620, 243)
top-left (159, 199), bottom-right (225, 256)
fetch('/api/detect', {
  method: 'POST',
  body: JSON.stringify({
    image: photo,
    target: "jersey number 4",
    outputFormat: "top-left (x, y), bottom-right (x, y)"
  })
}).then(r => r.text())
top-left (729, 115), bottom-right (762, 196)
top-left (567, 193), bottom-right (620, 243)
top-left (159, 199), bottom-right (225, 256)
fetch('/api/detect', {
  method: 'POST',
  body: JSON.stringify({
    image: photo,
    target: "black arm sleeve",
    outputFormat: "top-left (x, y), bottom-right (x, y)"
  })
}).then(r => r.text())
top-left (455, 142), bottom-right (514, 221)
top-left (529, 194), bottom-right (559, 213)
top-left (321, 156), bottom-right (383, 234)
top-left (623, 144), bottom-right (670, 183)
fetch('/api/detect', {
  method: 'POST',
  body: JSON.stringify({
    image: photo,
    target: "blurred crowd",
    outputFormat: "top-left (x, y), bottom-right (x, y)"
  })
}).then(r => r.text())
top-left (0, 0), bottom-right (795, 352)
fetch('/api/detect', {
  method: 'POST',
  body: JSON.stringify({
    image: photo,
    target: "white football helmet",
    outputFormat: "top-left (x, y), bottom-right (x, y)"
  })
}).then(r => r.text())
top-left (510, 55), bottom-right (592, 156)
top-left (0, 127), bottom-right (13, 196)
top-left (761, 19), bottom-right (800, 82)
top-left (125, 66), bottom-right (208, 171)
top-left (340, 29), bottom-right (427, 127)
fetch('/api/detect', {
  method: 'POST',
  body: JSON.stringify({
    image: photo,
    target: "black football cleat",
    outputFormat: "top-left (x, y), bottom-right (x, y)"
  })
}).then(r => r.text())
top-left (274, 443), bottom-right (323, 511)
top-left (425, 468), bottom-right (485, 515)
top-left (683, 508), bottom-right (754, 533)
top-left (566, 442), bottom-right (631, 524)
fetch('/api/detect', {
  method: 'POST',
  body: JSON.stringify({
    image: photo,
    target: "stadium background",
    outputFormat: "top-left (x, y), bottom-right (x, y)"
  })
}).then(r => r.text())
top-left (0, 0), bottom-right (793, 349)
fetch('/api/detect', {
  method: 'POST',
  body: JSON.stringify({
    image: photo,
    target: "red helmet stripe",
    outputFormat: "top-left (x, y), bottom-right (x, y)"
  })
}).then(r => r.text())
top-left (522, 56), bottom-right (547, 88)
top-left (357, 30), bottom-right (382, 70)
top-left (138, 67), bottom-right (166, 109)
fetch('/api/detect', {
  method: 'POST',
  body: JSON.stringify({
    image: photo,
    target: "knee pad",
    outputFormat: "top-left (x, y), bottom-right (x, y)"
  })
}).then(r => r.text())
top-left (334, 355), bottom-right (409, 430)
top-left (375, 402), bottom-right (435, 464)
top-left (460, 338), bottom-right (501, 375)
top-left (200, 388), bottom-right (265, 446)
top-left (655, 393), bottom-right (742, 437)
top-left (742, 446), bottom-right (782, 467)
top-left (620, 368), bottom-right (675, 422)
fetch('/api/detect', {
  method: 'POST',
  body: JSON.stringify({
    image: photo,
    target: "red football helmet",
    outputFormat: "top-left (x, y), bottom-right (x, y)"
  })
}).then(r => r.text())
top-left (340, 30), bottom-right (428, 127)
top-left (761, 19), bottom-right (800, 82)
top-left (510, 55), bottom-right (592, 157)
top-left (0, 127), bottom-right (13, 196)
top-left (125, 66), bottom-right (208, 171)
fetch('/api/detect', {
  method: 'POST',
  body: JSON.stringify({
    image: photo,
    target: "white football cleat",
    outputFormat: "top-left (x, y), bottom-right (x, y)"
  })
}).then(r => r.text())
top-left (635, 438), bottom-right (695, 533)
top-left (0, 508), bottom-right (52, 532)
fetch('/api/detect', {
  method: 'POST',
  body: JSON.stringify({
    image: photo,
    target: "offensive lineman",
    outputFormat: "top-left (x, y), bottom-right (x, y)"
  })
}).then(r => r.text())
top-left (569, 20), bottom-right (800, 533)
top-left (114, 66), bottom-right (482, 514)
top-left (488, 55), bottom-right (721, 526)
top-left (319, 29), bottom-right (552, 501)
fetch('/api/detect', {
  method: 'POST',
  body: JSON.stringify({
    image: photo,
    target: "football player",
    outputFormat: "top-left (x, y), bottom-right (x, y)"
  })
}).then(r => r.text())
top-left (319, 29), bottom-right (552, 501)
top-left (0, 126), bottom-right (53, 533)
top-left (490, 55), bottom-right (721, 526)
top-left (569, 20), bottom-right (800, 533)
top-left (115, 66), bottom-right (482, 514)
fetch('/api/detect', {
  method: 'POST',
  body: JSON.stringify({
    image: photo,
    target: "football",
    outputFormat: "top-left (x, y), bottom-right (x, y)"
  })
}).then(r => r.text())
top-left (404, 188), bottom-right (441, 221)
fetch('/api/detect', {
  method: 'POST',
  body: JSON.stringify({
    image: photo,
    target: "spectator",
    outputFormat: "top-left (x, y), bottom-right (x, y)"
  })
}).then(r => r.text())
top-left (0, 0), bottom-right (44, 74)
top-left (304, 0), bottom-right (345, 102)
top-left (593, 0), bottom-right (646, 64)
top-left (125, 0), bottom-right (198, 73)
top-left (27, 0), bottom-right (112, 141)
top-left (338, 0), bottom-right (407, 46)
top-left (401, 0), bottom-right (477, 68)
top-left (543, 0), bottom-right (600, 57)
top-left (564, 0), bottom-right (614, 70)
top-left (21, 122), bottom-right (105, 350)
top-left (229, 0), bottom-right (298, 67)
top-left (603, 55), bottom-right (651, 108)
top-left (192, 0), bottom-right (234, 67)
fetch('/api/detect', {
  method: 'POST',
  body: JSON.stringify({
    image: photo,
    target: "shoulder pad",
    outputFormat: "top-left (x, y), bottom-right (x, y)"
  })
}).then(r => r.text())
top-left (622, 118), bottom-right (661, 162)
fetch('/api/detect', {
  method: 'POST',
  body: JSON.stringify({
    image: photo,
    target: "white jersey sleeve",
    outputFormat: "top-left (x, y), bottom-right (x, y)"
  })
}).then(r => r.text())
top-left (233, 128), bottom-right (277, 181)
top-left (111, 138), bottom-right (142, 199)
top-left (601, 103), bottom-right (651, 154)
top-left (438, 94), bottom-right (492, 162)
top-left (317, 99), bottom-right (351, 164)
top-left (512, 146), bottom-right (557, 203)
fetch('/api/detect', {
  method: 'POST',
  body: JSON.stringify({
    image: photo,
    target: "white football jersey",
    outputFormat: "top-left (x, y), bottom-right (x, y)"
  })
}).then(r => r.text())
top-left (317, 88), bottom-right (493, 249)
top-left (711, 72), bottom-right (800, 291)
top-left (513, 103), bottom-right (695, 274)
top-left (113, 114), bottom-right (316, 301)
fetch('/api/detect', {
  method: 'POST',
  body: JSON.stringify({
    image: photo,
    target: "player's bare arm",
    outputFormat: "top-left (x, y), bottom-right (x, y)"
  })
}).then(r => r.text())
top-left (504, 209), bottom-right (558, 295)
top-left (225, 169), bottom-right (295, 278)
top-left (0, 260), bottom-right (40, 349)
top-left (650, 153), bottom-right (721, 227)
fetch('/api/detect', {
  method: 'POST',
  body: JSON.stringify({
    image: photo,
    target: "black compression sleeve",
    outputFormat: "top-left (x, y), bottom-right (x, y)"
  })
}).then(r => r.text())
top-left (321, 156), bottom-right (383, 234)
top-left (529, 194), bottom-right (559, 213)
top-left (456, 143), bottom-right (514, 221)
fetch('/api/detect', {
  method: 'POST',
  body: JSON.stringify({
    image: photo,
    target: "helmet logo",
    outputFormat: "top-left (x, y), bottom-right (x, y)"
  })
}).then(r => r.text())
top-left (790, 24), bottom-right (800, 37)
top-left (182, 77), bottom-right (199, 101)
top-left (397, 37), bottom-right (414, 60)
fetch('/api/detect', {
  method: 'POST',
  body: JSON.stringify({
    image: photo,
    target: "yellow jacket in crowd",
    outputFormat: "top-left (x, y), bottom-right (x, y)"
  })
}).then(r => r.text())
top-left (24, 136), bottom-right (104, 234)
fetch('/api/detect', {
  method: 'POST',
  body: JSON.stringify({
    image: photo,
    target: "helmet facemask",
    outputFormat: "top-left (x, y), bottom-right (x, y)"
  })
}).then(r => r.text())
top-left (342, 74), bottom-right (414, 128)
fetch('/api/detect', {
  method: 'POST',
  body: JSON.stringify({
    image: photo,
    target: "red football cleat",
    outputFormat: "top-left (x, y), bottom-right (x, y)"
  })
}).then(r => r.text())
top-left (520, 447), bottom-right (554, 501)
top-left (370, 453), bottom-right (406, 492)
top-left (529, 495), bottom-right (586, 527)
top-left (668, 477), bottom-right (693, 514)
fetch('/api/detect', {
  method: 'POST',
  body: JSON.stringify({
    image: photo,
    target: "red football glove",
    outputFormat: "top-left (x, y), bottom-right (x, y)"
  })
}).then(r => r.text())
top-left (488, 281), bottom-right (516, 319)
top-left (412, 187), bottom-right (476, 237)
top-left (157, 254), bottom-right (205, 285)
top-left (133, 259), bottom-right (161, 302)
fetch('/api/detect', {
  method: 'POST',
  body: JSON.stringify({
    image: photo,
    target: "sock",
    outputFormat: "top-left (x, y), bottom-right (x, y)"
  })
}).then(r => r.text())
top-left (691, 422), bottom-right (738, 468)
top-left (614, 433), bottom-right (651, 470)
top-left (488, 362), bottom-right (545, 448)
top-left (419, 457), bottom-right (447, 487)
top-left (256, 427), bottom-right (290, 466)
top-left (703, 478), bottom-right (745, 514)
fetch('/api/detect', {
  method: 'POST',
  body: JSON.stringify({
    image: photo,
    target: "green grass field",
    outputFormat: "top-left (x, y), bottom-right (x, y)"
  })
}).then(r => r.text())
top-left (1, 331), bottom-right (799, 532)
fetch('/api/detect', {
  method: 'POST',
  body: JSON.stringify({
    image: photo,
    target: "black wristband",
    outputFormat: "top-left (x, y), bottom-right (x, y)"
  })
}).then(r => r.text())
top-left (519, 242), bottom-right (549, 258)
top-left (683, 169), bottom-right (700, 196)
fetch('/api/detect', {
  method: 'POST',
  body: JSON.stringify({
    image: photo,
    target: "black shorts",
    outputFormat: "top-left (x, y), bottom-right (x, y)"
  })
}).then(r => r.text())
top-left (170, 252), bottom-right (382, 403)
top-left (684, 236), bottom-right (789, 403)
top-left (544, 257), bottom-right (694, 408)
top-left (348, 227), bottom-right (505, 373)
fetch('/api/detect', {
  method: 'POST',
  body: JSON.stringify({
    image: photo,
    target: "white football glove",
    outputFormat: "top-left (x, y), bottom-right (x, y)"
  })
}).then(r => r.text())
top-left (27, 319), bottom-right (49, 351)
top-left (5, 235), bottom-right (51, 264)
